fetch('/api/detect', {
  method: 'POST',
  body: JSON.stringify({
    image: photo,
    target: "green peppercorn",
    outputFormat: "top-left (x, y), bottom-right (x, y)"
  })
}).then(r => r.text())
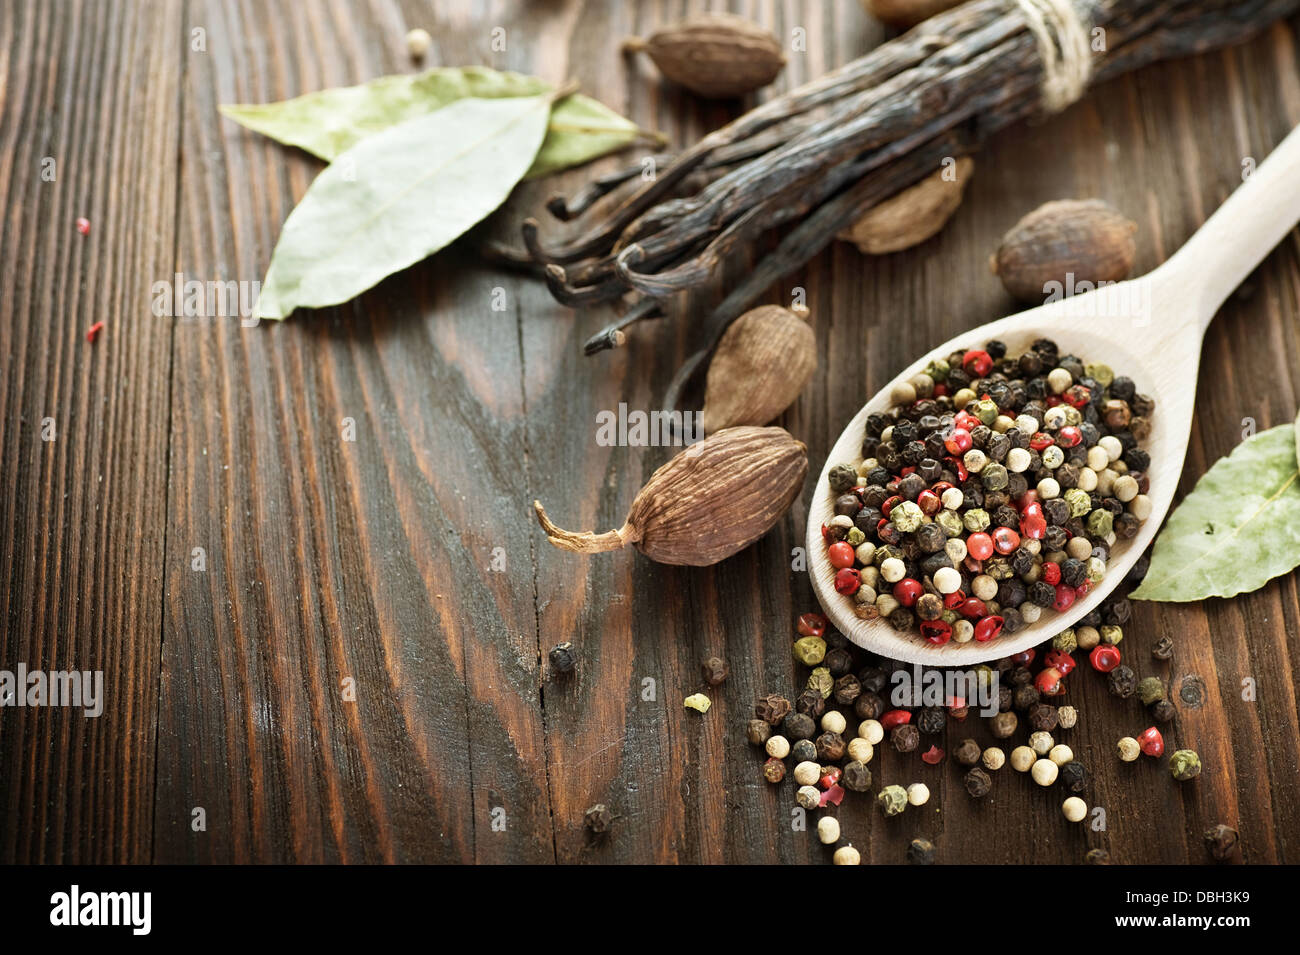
top-left (954, 738), bottom-right (981, 766)
top-left (1053, 629), bottom-right (1078, 653)
top-left (1064, 488), bottom-right (1091, 518)
top-left (1204, 824), bottom-right (1238, 862)
top-left (878, 785), bottom-right (908, 816)
top-left (1086, 508), bottom-right (1114, 538)
top-left (1100, 624), bottom-right (1124, 645)
top-left (1170, 749), bottom-right (1202, 781)
top-left (842, 760), bottom-right (872, 792)
top-left (1136, 677), bottom-right (1165, 705)
top-left (846, 526), bottom-right (866, 547)
top-left (935, 509), bottom-right (963, 537)
top-left (793, 636), bottom-right (827, 666)
top-left (907, 838), bottom-right (936, 865)
top-left (807, 667), bottom-right (834, 699)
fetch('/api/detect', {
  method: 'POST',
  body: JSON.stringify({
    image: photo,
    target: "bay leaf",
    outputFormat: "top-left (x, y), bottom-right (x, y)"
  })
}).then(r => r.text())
top-left (1130, 424), bottom-right (1300, 602)
top-left (1294, 405), bottom-right (1300, 470)
top-left (220, 66), bottom-right (645, 178)
top-left (253, 93), bottom-right (552, 322)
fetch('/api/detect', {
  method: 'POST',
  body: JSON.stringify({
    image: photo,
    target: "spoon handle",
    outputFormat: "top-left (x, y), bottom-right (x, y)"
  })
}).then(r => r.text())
top-left (1159, 122), bottom-right (1300, 334)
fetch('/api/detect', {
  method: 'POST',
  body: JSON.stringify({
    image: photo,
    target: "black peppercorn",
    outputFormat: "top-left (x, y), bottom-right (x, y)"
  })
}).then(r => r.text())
top-left (701, 656), bottom-right (729, 686)
top-left (584, 803), bottom-right (613, 834)
top-left (989, 710), bottom-right (1018, 739)
top-left (854, 691), bottom-right (885, 720)
top-left (1028, 702), bottom-right (1059, 732)
top-left (1204, 824), bottom-right (1239, 862)
top-left (917, 706), bottom-right (947, 735)
top-left (795, 688), bottom-right (827, 719)
top-left (907, 838), bottom-right (936, 865)
top-left (1150, 699), bottom-right (1177, 723)
top-left (964, 767), bottom-right (992, 798)
top-left (1002, 608), bottom-right (1024, 634)
top-left (858, 666), bottom-right (888, 694)
top-left (1013, 684), bottom-right (1041, 711)
top-left (833, 674), bottom-right (863, 705)
top-left (1107, 665), bottom-right (1136, 699)
top-left (783, 712), bottom-right (816, 742)
top-left (1059, 760), bottom-right (1088, 793)
top-left (891, 723), bottom-right (920, 753)
top-left (816, 731), bottom-right (847, 762)
top-left (791, 739), bottom-right (817, 763)
top-left (755, 694), bottom-right (792, 726)
top-left (955, 738), bottom-right (981, 766)
top-left (1027, 581), bottom-right (1057, 608)
top-left (824, 646), bottom-right (854, 677)
top-left (548, 642), bottom-right (578, 673)
top-left (998, 686), bottom-right (1013, 712)
top-left (842, 760), bottom-right (873, 792)
top-left (888, 607), bottom-right (915, 632)
top-left (1103, 598), bottom-right (1132, 626)
top-left (1152, 635), bottom-right (1174, 661)
top-left (1009, 666), bottom-right (1033, 687)
top-left (1084, 848), bottom-right (1112, 865)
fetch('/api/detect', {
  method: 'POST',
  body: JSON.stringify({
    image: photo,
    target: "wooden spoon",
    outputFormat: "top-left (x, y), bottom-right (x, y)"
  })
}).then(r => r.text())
top-left (809, 124), bottom-right (1300, 665)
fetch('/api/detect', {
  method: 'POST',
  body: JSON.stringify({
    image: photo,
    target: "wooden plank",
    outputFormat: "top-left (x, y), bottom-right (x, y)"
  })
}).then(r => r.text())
top-left (152, 0), bottom-right (553, 863)
top-left (0, 0), bottom-right (181, 863)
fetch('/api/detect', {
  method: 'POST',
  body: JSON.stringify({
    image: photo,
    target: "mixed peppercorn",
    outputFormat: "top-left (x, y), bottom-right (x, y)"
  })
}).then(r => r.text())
top-left (822, 338), bottom-right (1154, 645)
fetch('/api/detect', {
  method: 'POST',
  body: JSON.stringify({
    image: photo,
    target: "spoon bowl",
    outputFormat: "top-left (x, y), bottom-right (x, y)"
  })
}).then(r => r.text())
top-left (808, 124), bottom-right (1300, 664)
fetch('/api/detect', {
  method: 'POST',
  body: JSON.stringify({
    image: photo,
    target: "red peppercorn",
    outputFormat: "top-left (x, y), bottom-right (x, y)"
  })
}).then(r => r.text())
top-left (992, 526), bottom-right (1021, 554)
top-left (973, 615), bottom-right (1004, 642)
top-left (828, 541), bottom-right (856, 569)
top-left (967, 532), bottom-right (994, 561)
top-left (1090, 644), bottom-right (1122, 673)
top-left (942, 590), bottom-right (966, 610)
top-left (1041, 561), bottom-right (1061, 585)
top-left (1063, 384), bottom-right (1091, 408)
top-left (1138, 726), bottom-right (1165, 757)
top-left (945, 456), bottom-right (969, 482)
top-left (920, 620), bottom-right (952, 645)
top-left (954, 410), bottom-right (980, 432)
top-left (797, 612), bottom-right (828, 637)
top-left (962, 349), bottom-right (993, 377)
top-left (1075, 580), bottom-right (1091, 597)
top-left (1012, 648), bottom-right (1036, 666)
top-left (819, 766), bottom-right (843, 789)
top-left (1058, 425), bottom-right (1083, 447)
top-left (932, 383), bottom-right (948, 397)
top-left (1044, 648), bottom-right (1075, 675)
top-left (958, 597), bottom-right (987, 619)
top-left (1053, 583), bottom-right (1076, 611)
top-left (881, 494), bottom-right (901, 518)
top-left (1035, 667), bottom-right (1063, 695)
top-left (930, 481), bottom-right (954, 497)
top-left (76, 216), bottom-right (90, 236)
top-left (820, 523), bottom-right (831, 542)
top-left (1019, 502), bottom-right (1046, 540)
top-left (921, 745), bottom-right (945, 764)
top-left (944, 428), bottom-right (973, 455)
top-left (834, 568), bottom-right (861, 595)
top-left (893, 578), bottom-right (923, 607)
top-left (820, 783), bottom-right (845, 807)
top-left (86, 321), bottom-right (105, 343)
top-left (1030, 431), bottom-right (1055, 451)
top-left (917, 488), bottom-right (942, 515)
top-left (880, 709), bottom-right (912, 730)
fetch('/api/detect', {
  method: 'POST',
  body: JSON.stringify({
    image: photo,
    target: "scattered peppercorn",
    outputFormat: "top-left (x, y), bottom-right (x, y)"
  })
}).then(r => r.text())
top-left (1117, 736), bottom-right (1140, 761)
top-left (1204, 824), bottom-right (1239, 862)
top-left (1150, 698), bottom-right (1177, 723)
top-left (765, 735), bottom-right (790, 759)
top-left (833, 844), bottom-right (861, 865)
top-left (1138, 726), bottom-right (1164, 757)
top-left (756, 694), bottom-right (792, 725)
top-left (1028, 702), bottom-right (1059, 732)
top-left (989, 711), bottom-right (1018, 739)
top-left (1058, 760), bottom-right (1087, 793)
top-left (683, 693), bottom-right (711, 713)
top-left (891, 723), bottom-right (920, 753)
top-left (1152, 635), bottom-right (1174, 661)
top-left (1057, 705), bottom-right (1078, 729)
top-left (816, 731), bottom-right (847, 762)
top-left (917, 706), bottom-right (946, 735)
top-left (1169, 749), bottom-right (1201, 781)
top-left (791, 739), bottom-right (818, 763)
top-left (817, 815), bottom-right (841, 845)
top-left (982, 747), bottom-right (1006, 771)
top-left (1107, 664), bottom-right (1136, 699)
top-left (964, 767), bottom-right (992, 797)
top-left (793, 635), bottom-right (827, 665)
top-left (807, 667), bottom-right (834, 699)
top-left (842, 760), bottom-right (873, 791)
top-left (796, 688), bottom-right (827, 719)
top-left (1136, 676), bottom-right (1165, 705)
top-left (584, 803), bottom-right (614, 833)
top-left (1010, 746), bottom-right (1035, 772)
top-left (796, 785), bottom-right (821, 810)
top-left (954, 738), bottom-right (981, 766)
top-left (746, 719), bottom-right (771, 746)
top-left (878, 785), bottom-right (908, 816)
top-left (548, 641), bottom-right (578, 673)
top-left (907, 838), bottom-right (936, 865)
top-left (763, 757), bottom-right (786, 783)
top-left (784, 712), bottom-right (816, 741)
top-left (1062, 796), bottom-right (1088, 823)
top-left (701, 656), bottom-right (730, 686)
top-left (1031, 759), bottom-right (1058, 786)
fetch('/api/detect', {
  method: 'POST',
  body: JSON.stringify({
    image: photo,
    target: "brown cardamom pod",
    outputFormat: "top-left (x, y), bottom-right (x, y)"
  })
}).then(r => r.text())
top-left (701, 305), bottom-right (816, 434)
top-left (623, 14), bottom-right (786, 99)
top-left (991, 199), bottom-right (1138, 303)
top-left (534, 426), bottom-right (807, 566)
top-left (838, 157), bottom-right (973, 254)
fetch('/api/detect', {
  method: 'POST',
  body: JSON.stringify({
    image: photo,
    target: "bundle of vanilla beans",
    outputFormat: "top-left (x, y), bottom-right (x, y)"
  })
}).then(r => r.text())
top-left (519, 0), bottom-right (1297, 399)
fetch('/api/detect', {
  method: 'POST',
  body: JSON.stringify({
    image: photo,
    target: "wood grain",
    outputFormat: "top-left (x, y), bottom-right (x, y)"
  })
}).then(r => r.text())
top-left (1, 0), bottom-right (1298, 865)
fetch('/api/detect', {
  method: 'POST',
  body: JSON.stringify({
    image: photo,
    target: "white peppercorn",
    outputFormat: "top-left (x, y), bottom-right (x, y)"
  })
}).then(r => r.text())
top-left (1058, 705), bottom-right (1078, 729)
top-left (881, 557), bottom-right (906, 583)
top-left (793, 761), bottom-right (820, 786)
top-left (817, 815), bottom-right (841, 845)
top-left (1117, 736), bottom-right (1141, 761)
top-left (821, 710), bottom-right (847, 735)
top-left (1049, 744), bottom-right (1073, 765)
top-left (1010, 746), bottom-right (1035, 772)
top-left (1062, 796), bottom-right (1088, 823)
top-left (765, 735), bottom-right (790, 759)
top-left (933, 566), bottom-right (962, 594)
top-left (1029, 731), bottom-right (1054, 756)
top-left (907, 782), bottom-right (931, 807)
top-left (833, 844), bottom-right (861, 865)
top-left (858, 719), bottom-right (884, 745)
top-left (847, 737), bottom-right (874, 763)
top-left (796, 785), bottom-right (821, 810)
top-left (1031, 758), bottom-right (1059, 787)
top-left (982, 747), bottom-right (1006, 771)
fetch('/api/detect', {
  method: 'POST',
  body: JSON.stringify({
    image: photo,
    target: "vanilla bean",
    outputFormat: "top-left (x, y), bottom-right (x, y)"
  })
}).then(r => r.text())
top-left (582, 298), bottom-right (666, 354)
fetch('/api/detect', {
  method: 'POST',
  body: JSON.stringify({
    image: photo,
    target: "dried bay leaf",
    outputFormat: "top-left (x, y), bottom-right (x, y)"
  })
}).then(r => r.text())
top-left (254, 94), bottom-right (553, 322)
top-left (220, 66), bottom-right (645, 178)
top-left (1131, 424), bottom-right (1300, 602)
top-left (1294, 405), bottom-right (1300, 470)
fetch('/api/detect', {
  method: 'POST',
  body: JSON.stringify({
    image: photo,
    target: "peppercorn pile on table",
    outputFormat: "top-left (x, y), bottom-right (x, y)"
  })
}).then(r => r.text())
top-left (3, 0), bottom-right (1300, 867)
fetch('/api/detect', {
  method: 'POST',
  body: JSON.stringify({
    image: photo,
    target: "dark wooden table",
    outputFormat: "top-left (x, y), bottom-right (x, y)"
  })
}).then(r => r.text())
top-left (3, 0), bottom-right (1299, 865)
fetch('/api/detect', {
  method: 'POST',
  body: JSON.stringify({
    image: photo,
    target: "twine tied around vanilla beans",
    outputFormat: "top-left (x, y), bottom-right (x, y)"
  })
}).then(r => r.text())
top-left (1012, 0), bottom-right (1095, 112)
